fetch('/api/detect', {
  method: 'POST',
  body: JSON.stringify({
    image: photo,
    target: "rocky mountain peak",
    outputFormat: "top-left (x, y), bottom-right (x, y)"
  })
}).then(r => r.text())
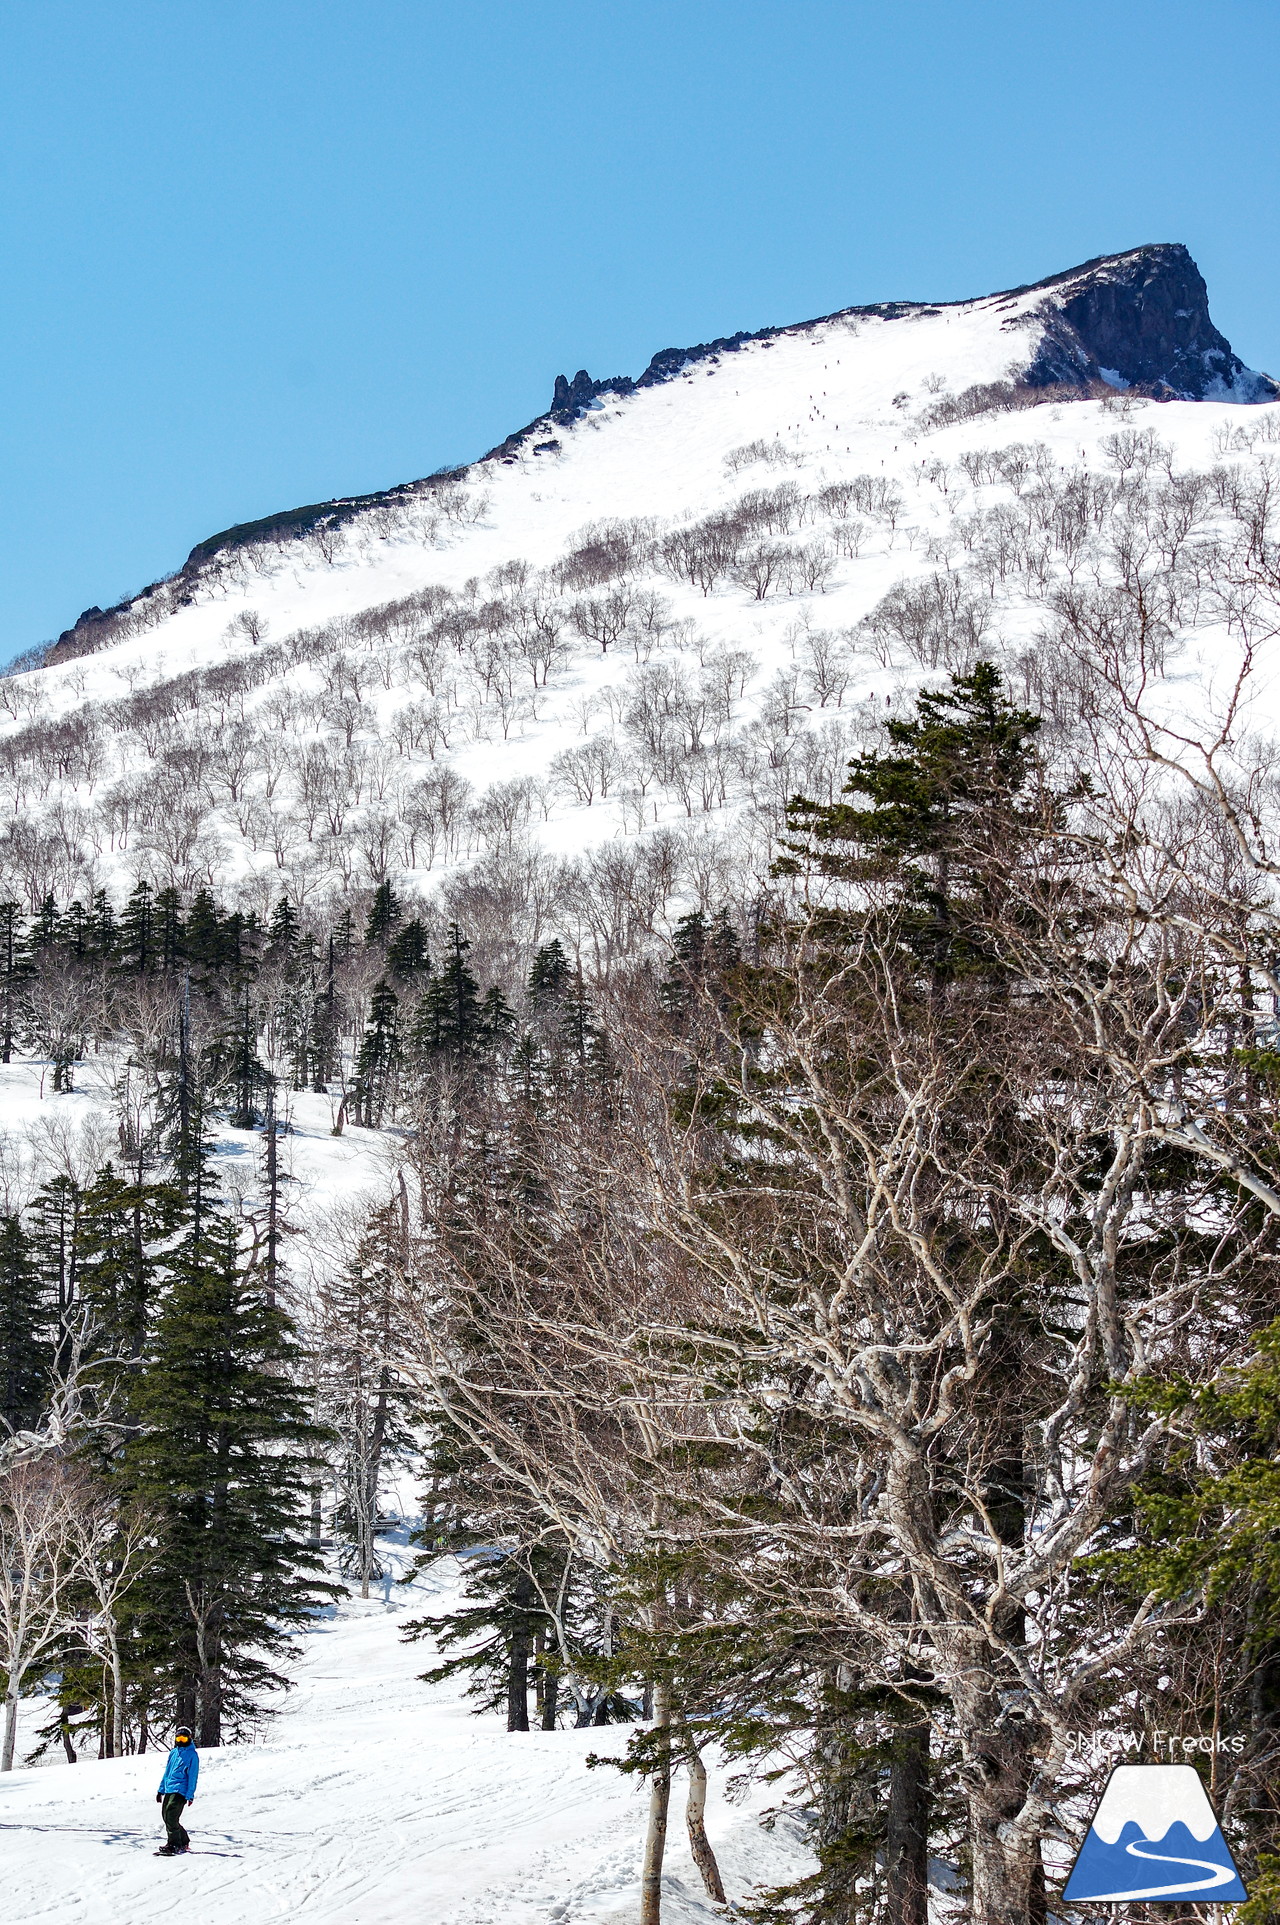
top-left (1016, 242), bottom-right (1275, 400)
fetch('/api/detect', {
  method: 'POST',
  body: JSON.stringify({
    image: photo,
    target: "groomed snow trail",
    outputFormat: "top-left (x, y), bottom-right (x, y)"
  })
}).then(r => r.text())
top-left (0, 1548), bottom-right (809, 1924)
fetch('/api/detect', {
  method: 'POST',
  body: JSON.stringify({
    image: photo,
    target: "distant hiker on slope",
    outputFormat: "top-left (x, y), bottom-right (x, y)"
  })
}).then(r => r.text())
top-left (155, 1725), bottom-right (199, 1856)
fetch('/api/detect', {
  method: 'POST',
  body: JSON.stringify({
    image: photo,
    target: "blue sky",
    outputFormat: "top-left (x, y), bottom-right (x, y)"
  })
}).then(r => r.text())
top-left (2, 0), bottom-right (1277, 662)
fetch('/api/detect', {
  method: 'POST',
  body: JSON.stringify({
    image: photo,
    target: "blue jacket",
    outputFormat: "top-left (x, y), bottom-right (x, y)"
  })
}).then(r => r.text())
top-left (158, 1741), bottom-right (199, 1800)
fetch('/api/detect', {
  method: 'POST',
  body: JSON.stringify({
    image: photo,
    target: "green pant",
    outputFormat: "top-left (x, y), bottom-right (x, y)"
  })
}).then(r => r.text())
top-left (161, 1794), bottom-right (190, 1852)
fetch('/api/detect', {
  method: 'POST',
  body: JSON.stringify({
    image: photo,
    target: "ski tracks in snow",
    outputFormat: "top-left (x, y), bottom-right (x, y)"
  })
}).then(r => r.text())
top-left (0, 1556), bottom-right (811, 1923)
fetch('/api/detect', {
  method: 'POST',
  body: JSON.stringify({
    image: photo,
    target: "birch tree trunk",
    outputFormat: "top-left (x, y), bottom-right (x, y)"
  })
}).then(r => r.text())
top-left (108, 1623), bottom-right (125, 1759)
top-left (963, 1720), bottom-right (1039, 1925)
top-left (2, 1681), bottom-right (21, 1773)
top-left (680, 1721), bottom-right (726, 1905)
top-left (639, 1680), bottom-right (672, 1925)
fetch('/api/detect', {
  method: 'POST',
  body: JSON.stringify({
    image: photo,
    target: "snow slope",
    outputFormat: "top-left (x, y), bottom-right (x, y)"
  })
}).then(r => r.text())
top-left (5, 244), bottom-right (1279, 929)
top-left (0, 1544), bottom-right (810, 1925)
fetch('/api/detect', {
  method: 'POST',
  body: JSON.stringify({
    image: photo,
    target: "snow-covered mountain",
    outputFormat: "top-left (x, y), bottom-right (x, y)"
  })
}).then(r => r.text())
top-left (3, 241), bottom-right (1277, 945)
top-left (3, 249), bottom-right (1277, 1925)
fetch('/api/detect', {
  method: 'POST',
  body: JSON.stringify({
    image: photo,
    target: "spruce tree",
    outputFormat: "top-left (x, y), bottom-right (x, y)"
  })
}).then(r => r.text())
top-left (76, 1165), bottom-right (179, 1415)
top-left (153, 887), bottom-right (184, 972)
top-left (355, 980), bottom-right (400, 1126)
top-left (0, 1214), bottom-right (50, 1433)
top-left (265, 896), bottom-right (300, 964)
top-left (780, 661), bottom-right (1043, 981)
top-left (57, 899), bottom-right (88, 959)
top-left (408, 1547), bottom-right (554, 1731)
top-left (658, 910), bottom-right (740, 1017)
top-left (86, 889), bottom-right (118, 967)
top-left (118, 880), bottom-right (155, 976)
top-left (27, 892), bottom-right (58, 955)
top-left (29, 1176), bottom-right (81, 1378)
top-left (184, 890), bottom-right (227, 970)
top-left (225, 987), bottom-right (264, 1130)
top-left (0, 901), bottom-right (23, 1062)
top-left (364, 880), bottom-right (401, 948)
top-left (479, 984), bottom-right (516, 1056)
top-left (527, 939), bottom-right (572, 1009)
top-left (419, 924), bottom-right (482, 1056)
top-left (122, 1141), bottom-right (329, 1745)
top-left (386, 917), bottom-right (429, 983)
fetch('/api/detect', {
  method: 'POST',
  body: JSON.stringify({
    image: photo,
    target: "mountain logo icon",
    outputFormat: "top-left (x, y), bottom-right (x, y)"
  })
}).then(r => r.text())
top-left (1063, 1764), bottom-right (1247, 1903)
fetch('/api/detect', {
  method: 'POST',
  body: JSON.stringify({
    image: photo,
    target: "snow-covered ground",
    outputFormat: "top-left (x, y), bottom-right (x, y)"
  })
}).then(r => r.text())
top-left (0, 1543), bottom-right (810, 1924)
top-left (0, 1055), bottom-right (394, 1249)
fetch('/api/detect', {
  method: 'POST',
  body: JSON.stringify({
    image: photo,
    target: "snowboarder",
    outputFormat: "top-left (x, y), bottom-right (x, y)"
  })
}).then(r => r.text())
top-left (154, 1725), bottom-right (199, 1856)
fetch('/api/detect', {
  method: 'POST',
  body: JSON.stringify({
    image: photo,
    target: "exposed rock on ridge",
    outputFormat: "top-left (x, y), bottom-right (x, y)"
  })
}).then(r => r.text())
top-left (45, 244), bottom-right (1275, 665)
top-left (491, 244), bottom-right (1274, 456)
top-left (1016, 244), bottom-right (1275, 400)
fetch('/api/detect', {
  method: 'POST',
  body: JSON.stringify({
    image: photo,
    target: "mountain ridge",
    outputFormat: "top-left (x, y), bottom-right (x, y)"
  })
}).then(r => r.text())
top-left (45, 243), bottom-right (1274, 667)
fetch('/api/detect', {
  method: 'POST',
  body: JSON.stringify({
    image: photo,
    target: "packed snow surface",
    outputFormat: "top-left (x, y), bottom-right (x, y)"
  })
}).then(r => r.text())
top-left (0, 1546), bottom-right (807, 1924)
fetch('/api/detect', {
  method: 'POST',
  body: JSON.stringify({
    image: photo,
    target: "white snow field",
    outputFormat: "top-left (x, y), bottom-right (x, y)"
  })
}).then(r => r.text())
top-left (0, 1546), bottom-right (810, 1925)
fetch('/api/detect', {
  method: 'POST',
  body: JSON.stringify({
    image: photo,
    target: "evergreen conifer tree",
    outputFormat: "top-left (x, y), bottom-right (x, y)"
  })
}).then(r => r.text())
top-left (122, 1141), bottom-right (329, 1744)
top-left (355, 980), bottom-right (401, 1126)
top-left (57, 900), bottom-right (88, 959)
top-left (153, 887), bottom-right (184, 972)
top-left (118, 880), bottom-right (155, 976)
top-left (364, 880), bottom-right (401, 948)
top-left (29, 1177), bottom-right (81, 1378)
top-left (184, 890), bottom-right (227, 970)
top-left (76, 1166), bottom-right (179, 1415)
top-left (0, 901), bottom-right (23, 1062)
top-left (87, 889), bottom-right (118, 967)
top-left (527, 939), bottom-right (572, 1009)
top-left (386, 917), bottom-right (429, 983)
top-left (225, 987), bottom-right (264, 1130)
top-left (658, 909), bottom-right (741, 1017)
top-left (0, 1214), bottom-right (50, 1433)
top-left (27, 893), bottom-right (58, 955)
top-left (265, 896), bottom-right (300, 962)
top-left (780, 660), bottom-right (1043, 981)
top-left (420, 924), bottom-right (482, 1057)
top-left (479, 985), bottom-right (517, 1056)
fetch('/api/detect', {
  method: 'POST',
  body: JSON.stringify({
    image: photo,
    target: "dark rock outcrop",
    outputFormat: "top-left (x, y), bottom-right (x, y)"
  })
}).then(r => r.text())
top-left (1016, 244), bottom-right (1275, 400)
top-left (508, 243), bottom-right (1275, 450)
top-left (549, 368), bottom-right (633, 422)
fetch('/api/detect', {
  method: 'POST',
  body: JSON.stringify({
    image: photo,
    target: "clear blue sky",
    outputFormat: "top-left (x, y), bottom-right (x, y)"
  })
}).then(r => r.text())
top-left (2, 0), bottom-right (1277, 662)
